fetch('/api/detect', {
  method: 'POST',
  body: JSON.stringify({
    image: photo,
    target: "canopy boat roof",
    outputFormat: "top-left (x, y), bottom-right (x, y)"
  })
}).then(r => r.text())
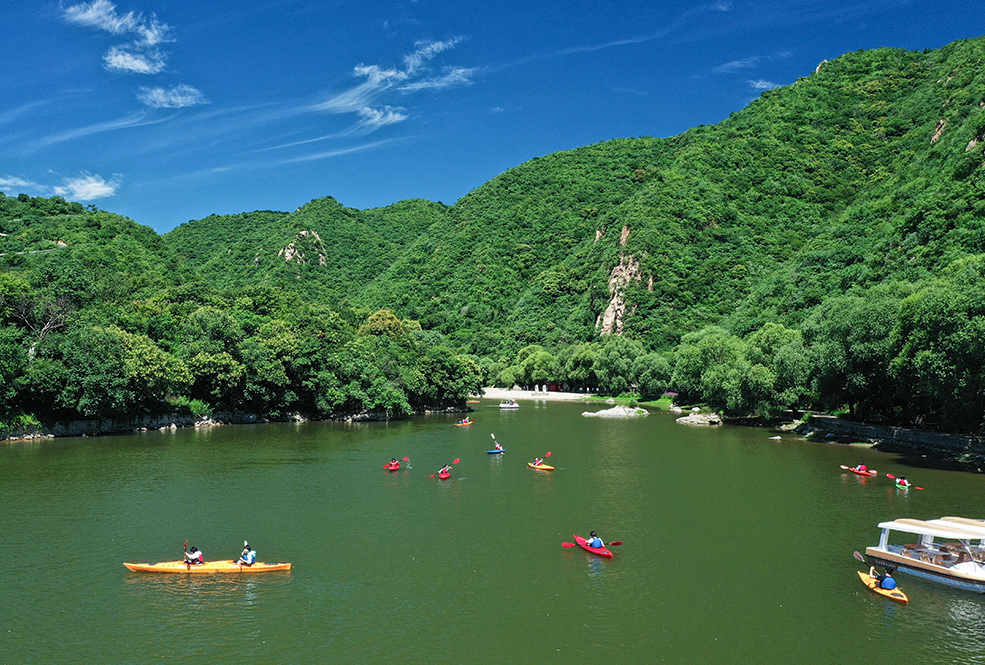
top-left (876, 518), bottom-right (985, 540)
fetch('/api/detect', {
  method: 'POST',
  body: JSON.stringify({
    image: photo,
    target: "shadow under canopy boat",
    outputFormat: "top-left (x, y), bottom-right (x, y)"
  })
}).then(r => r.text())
top-left (864, 517), bottom-right (985, 593)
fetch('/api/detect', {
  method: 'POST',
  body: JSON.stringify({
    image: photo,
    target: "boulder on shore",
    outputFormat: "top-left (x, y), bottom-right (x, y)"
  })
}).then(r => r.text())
top-left (582, 405), bottom-right (649, 418)
top-left (676, 412), bottom-right (722, 426)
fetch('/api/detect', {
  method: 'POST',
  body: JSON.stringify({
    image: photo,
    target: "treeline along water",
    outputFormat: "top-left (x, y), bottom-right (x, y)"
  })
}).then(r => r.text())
top-left (2, 401), bottom-right (985, 663)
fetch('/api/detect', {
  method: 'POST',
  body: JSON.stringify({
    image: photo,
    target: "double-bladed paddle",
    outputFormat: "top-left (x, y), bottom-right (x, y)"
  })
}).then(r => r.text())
top-left (886, 473), bottom-right (924, 489)
top-left (840, 464), bottom-right (877, 475)
top-left (429, 458), bottom-right (460, 477)
top-left (562, 540), bottom-right (622, 548)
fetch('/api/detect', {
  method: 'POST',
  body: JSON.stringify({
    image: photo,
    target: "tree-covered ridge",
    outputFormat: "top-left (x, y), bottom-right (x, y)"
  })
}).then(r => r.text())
top-left (1, 194), bottom-right (481, 432)
top-left (165, 197), bottom-right (448, 306)
top-left (357, 138), bottom-right (668, 351)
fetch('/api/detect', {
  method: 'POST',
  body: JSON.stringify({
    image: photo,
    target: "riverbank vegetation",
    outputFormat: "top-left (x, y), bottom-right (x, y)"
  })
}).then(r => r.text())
top-left (4, 36), bottom-right (985, 435)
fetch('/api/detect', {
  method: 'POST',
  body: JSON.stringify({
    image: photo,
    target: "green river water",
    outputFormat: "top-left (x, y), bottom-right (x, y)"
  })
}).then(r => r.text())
top-left (3, 400), bottom-right (985, 664)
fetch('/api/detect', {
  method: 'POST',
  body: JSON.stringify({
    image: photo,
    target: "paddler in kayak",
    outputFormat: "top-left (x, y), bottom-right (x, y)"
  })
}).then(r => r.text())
top-left (896, 475), bottom-right (910, 487)
top-left (853, 463), bottom-right (868, 473)
top-left (869, 565), bottom-right (897, 590)
top-left (184, 546), bottom-right (204, 565)
top-left (587, 531), bottom-right (605, 548)
top-left (494, 440), bottom-right (503, 451)
top-left (532, 457), bottom-right (544, 467)
top-left (237, 542), bottom-right (256, 566)
top-left (439, 464), bottom-right (453, 475)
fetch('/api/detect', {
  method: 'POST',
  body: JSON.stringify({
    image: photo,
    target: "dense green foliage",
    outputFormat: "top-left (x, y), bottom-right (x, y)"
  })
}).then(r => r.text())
top-left (0, 195), bottom-right (481, 431)
top-left (5, 36), bottom-right (985, 434)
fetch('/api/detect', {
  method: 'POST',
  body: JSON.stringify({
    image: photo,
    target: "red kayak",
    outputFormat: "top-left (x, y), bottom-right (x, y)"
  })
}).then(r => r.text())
top-left (386, 463), bottom-right (400, 471)
top-left (840, 465), bottom-right (877, 477)
top-left (438, 470), bottom-right (451, 479)
top-left (574, 534), bottom-right (612, 558)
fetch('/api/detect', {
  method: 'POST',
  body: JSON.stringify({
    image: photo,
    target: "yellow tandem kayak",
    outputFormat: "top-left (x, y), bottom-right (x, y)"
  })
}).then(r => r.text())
top-left (124, 560), bottom-right (291, 574)
top-left (857, 570), bottom-right (907, 603)
top-left (527, 462), bottom-right (555, 471)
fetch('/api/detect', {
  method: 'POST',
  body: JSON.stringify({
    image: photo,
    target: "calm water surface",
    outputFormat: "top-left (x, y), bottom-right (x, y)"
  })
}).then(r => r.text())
top-left (3, 401), bottom-right (985, 663)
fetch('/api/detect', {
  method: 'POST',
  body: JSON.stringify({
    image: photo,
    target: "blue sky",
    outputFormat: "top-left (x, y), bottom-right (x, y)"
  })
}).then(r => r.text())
top-left (0, 1), bottom-right (979, 233)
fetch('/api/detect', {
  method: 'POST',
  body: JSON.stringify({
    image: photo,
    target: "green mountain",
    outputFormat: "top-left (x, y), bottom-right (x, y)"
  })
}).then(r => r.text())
top-left (6, 35), bottom-right (985, 434)
top-left (168, 38), bottom-right (985, 360)
top-left (165, 196), bottom-right (448, 305)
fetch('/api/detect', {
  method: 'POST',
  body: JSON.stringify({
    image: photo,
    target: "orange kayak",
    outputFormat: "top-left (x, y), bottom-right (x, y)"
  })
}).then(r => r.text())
top-left (857, 570), bottom-right (907, 603)
top-left (124, 560), bottom-right (291, 574)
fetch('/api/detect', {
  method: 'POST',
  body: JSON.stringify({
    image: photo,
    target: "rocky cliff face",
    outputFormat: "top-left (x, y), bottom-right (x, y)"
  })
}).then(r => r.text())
top-left (278, 230), bottom-right (327, 265)
top-left (596, 253), bottom-right (642, 335)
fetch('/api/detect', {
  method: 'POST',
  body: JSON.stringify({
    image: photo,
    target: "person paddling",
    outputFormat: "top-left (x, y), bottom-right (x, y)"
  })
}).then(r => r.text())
top-left (897, 475), bottom-right (910, 487)
top-left (587, 531), bottom-right (605, 548)
top-left (532, 457), bottom-right (544, 467)
top-left (870, 565), bottom-right (897, 589)
top-left (184, 546), bottom-right (204, 565)
top-left (439, 464), bottom-right (452, 475)
top-left (238, 542), bottom-right (256, 566)
top-left (854, 463), bottom-right (868, 473)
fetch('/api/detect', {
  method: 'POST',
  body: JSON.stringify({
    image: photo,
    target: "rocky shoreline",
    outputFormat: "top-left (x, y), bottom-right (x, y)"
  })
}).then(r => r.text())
top-left (1, 403), bottom-right (467, 442)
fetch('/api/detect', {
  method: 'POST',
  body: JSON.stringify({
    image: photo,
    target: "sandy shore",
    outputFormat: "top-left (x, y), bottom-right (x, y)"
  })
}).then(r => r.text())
top-left (479, 387), bottom-right (593, 402)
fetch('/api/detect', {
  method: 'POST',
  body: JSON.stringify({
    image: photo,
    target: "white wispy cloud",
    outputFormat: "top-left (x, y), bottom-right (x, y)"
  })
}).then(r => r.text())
top-left (39, 112), bottom-right (171, 146)
top-left (748, 79), bottom-right (778, 90)
top-left (312, 38), bottom-right (471, 133)
top-left (63, 1), bottom-right (176, 75)
top-left (0, 101), bottom-right (50, 126)
top-left (357, 106), bottom-right (409, 131)
top-left (398, 67), bottom-right (474, 92)
top-left (138, 84), bottom-right (208, 108)
top-left (314, 64), bottom-right (404, 113)
top-left (104, 46), bottom-right (167, 74)
top-left (0, 176), bottom-right (37, 190)
top-left (403, 37), bottom-right (462, 74)
top-left (278, 139), bottom-right (400, 165)
top-left (714, 56), bottom-right (762, 73)
top-left (714, 51), bottom-right (793, 75)
top-left (53, 172), bottom-right (120, 200)
top-left (63, 0), bottom-right (141, 34)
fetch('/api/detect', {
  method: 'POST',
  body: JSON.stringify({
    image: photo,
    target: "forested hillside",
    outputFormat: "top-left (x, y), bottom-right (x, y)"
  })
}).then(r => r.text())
top-left (1, 194), bottom-right (482, 432)
top-left (166, 197), bottom-right (447, 305)
top-left (4, 36), bottom-right (985, 436)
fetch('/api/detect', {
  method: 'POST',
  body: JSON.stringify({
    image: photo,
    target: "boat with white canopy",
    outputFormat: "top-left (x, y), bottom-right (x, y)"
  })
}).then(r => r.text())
top-left (864, 517), bottom-right (985, 593)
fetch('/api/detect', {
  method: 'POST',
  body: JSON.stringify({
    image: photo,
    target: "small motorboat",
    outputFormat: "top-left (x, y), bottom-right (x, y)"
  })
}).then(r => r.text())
top-left (864, 517), bottom-right (985, 593)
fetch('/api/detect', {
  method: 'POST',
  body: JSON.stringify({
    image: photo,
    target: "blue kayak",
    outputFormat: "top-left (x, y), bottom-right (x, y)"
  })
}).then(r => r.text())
top-left (486, 449), bottom-right (505, 454)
